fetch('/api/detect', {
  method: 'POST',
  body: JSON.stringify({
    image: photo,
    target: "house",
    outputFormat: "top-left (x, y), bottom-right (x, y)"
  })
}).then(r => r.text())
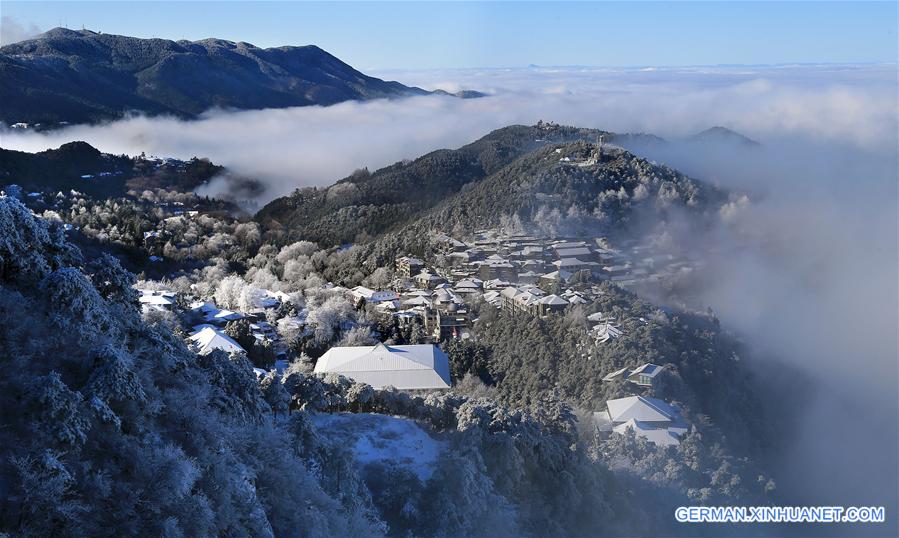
top-left (553, 258), bottom-right (599, 273)
top-left (434, 303), bottom-right (471, 340)
top-left (593, 395), bottom-right (688, 447)
top-left (313, 343), bottom-right (452, 390)
top-left (402, 295), bottom-right (433, 308)
top-left (138, 292), bottom-right (176, 313)
top-left (627, 363), bottom-right (663, 387)
top-left (500, 285), bottom-right (567, 316)
top-left (250, 321), bottom-right (278, 341)
top-left (562, 290), bottom-right (589, 305)
top-left (396, 256), bottom-right (425, 278)
top-left (586, 311), bottom-right (614, 326)
top-left (478, 257), bottom-right (517, 282)
top-left (189, 327), bottom-right (246, 356)
top-left (414, 271), bottom-right (447, 290)
top-left (481, 290), bottom-right (502, 307)
top-left (350, 286), bottom-right (400, 306)
top-left (536, 294), bottom-right (569, 316)
top-left (538, 270), bottom-right (572, 289)
top-left (453, 278), bottom-right (483, 295)
top-left (500, 286), bottom-right (544, 314)
top-left (593, 322), bottom-right (624, 343)
top-left (517, 270), bottom-right (541, 285)
top-left (435, 233), bottom-right (467, 252)
top-left (554, 246), bottom-right (594, 260)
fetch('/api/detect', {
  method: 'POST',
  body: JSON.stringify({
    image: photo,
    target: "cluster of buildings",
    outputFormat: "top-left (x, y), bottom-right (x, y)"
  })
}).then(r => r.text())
top-left (339, 228), bottom-right (686, 344)
top-left (136, 283), bottom-right (456, 391)
top-left (433, 229), bottom-right (694, 291)
top-left (338, 227), bottom-right (679, 345)
top-left (348, 277), bottom-right (473, 340)
top-left (136, 286), bottom-right (295, 371)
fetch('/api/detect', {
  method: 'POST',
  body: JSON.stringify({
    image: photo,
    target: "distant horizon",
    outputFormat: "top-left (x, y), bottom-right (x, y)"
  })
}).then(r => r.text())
top-left (2, 1), bottom-right (896, 70)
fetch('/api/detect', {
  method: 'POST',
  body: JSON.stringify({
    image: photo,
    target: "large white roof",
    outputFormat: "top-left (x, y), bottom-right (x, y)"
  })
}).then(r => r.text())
top-left (314, 343), bottom-right (451, 390)
top-left (606, 396), bottom-right (679, 423)
top-left (189, 327), bottom-right (246, 356)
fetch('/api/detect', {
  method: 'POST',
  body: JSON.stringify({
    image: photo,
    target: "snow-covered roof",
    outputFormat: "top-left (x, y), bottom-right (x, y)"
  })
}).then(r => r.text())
top-left (189, 327), bottom-right (246, 356)
top-left (402, 296), bottom-right (432, 307)
top-left (541, 270), bottom-right (573, 280)
top-left (555, 247), bottom-right (592, 257)
top-left (138, 294), bottom-right (175, 306)
top-left (314, 343), bottom-right (451, 390)
top-left (612, 419), bottom-right (682, 447)
top-left (538, 294), bottom-right (569, 306)
top-left (190, 300), bottom-right (217, 313)
top-left (554, 258), bottom-right (597, 268)
top-left (482, 290), bottom-right (501, 302)
top-left (351, 286), bottom-right (399, 302)
top-left (212, 309), bottom-right (244, 322)
top-left (606, 396), bottom-right (679, 424)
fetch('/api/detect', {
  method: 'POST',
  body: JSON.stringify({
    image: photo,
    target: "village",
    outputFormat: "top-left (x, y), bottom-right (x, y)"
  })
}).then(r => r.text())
top-left (131, 225), bottom-right (696, 447)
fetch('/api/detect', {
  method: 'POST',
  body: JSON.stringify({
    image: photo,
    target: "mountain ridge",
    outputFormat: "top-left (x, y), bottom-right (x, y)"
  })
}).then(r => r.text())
top-left (255, 124), bottom-right (609, 245)
top-left (0, 28), bottom-right (478, 125)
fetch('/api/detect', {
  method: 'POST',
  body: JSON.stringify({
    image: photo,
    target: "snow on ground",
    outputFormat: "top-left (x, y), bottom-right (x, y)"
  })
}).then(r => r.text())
top-left (311, 413), bottom-right (447, 481)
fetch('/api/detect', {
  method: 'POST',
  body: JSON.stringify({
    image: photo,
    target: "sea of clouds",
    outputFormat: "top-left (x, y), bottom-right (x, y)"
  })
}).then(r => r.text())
top-left (1, 63), bottom-right (895, 203)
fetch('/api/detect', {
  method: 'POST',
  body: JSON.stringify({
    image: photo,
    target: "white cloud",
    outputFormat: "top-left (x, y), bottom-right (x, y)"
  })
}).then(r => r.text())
top-left (0, 16), bottom-right (41, 46)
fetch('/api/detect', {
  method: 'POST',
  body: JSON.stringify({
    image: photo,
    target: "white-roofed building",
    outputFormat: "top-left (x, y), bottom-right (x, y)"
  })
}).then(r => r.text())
top-left (137, 290), bottom-right (176, 312)
top-left (536, 294), bottom-right (569, 315)
top-left (349, 286), bottom-right (399, 306)
top-left (593, 322), bottom-right (624, 344)
top-left (189, 327), bottom-right (246, 356)
top-left (414, 271), bottom-right (448, 290)
top-left (211, 309), bottom-right (244, 324)
top-left (553, 258), bottom-right (599, 273)
top-left (314, 343), bottom-right (451, 390)
top-left (594, 395), bottom-right (688, 446)
top-left (402, 295), bottom-right (433, 308)
top-left (138, 294), bottom-right (174, 306)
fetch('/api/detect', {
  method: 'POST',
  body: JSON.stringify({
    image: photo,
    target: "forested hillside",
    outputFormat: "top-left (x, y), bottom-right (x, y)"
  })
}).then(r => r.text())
top-left (334, 136), bottom-right (732, 272)
top-left (0, 141), bottom-right (223, 197)
top-left (255, 124), bottom-right (606, 246)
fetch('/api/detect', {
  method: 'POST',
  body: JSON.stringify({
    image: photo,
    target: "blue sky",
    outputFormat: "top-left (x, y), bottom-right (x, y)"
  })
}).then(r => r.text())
top-left (1, 1), bottom-right (896, 69)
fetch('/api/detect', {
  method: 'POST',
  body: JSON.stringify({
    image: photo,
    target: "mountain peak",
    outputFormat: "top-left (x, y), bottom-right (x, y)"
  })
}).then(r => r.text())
top-left (690, 126), bottom-right (760, 146)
